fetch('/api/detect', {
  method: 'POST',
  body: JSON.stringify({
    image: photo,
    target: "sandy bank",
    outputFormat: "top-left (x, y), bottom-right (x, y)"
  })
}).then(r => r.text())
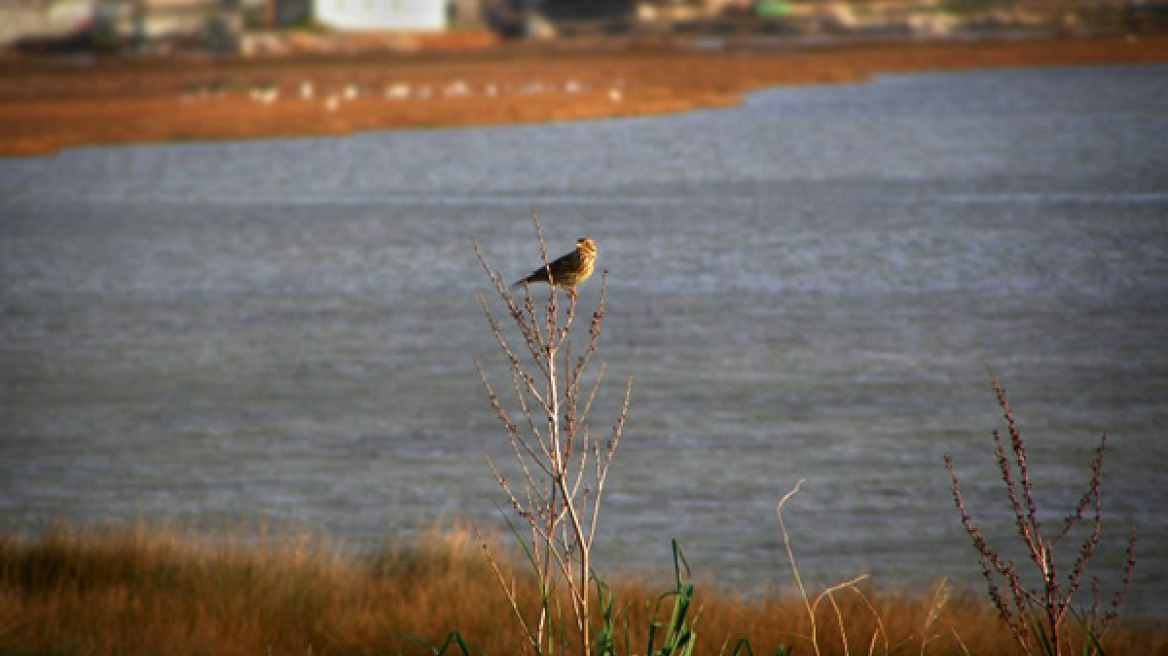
top-left (1, 33), bottom-right (1166, 156)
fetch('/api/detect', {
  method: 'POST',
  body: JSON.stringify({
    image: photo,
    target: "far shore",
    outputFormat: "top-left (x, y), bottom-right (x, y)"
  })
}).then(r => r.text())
top-left (1, 32), bottom-right (1167, 156)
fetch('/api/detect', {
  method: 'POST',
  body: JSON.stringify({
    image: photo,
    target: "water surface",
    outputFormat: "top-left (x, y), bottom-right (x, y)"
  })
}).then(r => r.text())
top-left (2, 64), bottom-right (1166, 615)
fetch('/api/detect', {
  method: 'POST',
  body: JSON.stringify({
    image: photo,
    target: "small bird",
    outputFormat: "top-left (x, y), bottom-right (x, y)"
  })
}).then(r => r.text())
top-left (512, 237), bottom-right (597, 297)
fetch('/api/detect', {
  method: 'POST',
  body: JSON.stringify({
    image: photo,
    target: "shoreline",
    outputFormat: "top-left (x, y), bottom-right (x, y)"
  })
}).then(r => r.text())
top-left (2, 33), bottom-right (1167, 157)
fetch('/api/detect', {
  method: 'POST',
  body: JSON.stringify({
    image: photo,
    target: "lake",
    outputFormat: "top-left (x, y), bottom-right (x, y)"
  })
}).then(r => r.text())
top-left (1, 63), bottom-right (1166, 616)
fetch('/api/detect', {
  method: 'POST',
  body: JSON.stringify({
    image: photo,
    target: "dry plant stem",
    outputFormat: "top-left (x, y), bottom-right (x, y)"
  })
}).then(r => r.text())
top-left (851, 586), bottom-right (889, 656)
top-left (944, 373), bottom-right (1137, 656)
top-left (776, 480), bottom-right (883, 656)
top-left (472, 213), bottom-right (631, 656)
top-left (948, 626), bottom-right (974, 656)
top-left (475, 525), bottom-right (540, 653)
top-left (918, 578), bottom-right (949, 656)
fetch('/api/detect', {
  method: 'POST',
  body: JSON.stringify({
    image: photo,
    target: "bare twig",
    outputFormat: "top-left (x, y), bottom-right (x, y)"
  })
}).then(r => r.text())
top-left (777, 480), bottom-right (884, 656)
top-left (473, 212), bottom-right (631, 656)
top-left (944, 374), bottom-right (1137, 656)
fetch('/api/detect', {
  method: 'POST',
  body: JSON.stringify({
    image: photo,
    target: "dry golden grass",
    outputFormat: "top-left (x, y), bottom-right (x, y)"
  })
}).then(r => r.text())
top-left (1, 522), bottom-right (1165, 656)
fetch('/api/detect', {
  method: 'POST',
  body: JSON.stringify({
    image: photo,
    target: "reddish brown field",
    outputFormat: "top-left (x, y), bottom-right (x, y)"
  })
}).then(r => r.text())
top-left (2, 33), bottom-right (1167, 156)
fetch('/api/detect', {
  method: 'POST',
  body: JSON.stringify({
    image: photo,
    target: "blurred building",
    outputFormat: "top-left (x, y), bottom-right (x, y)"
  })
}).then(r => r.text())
top-left (312, 0), bottom-right (448, 30)
top-left (0, 0), bottom-right (260, 49)
top-left (0, 0), bottom-right (97, 46)
top-left (1, 0), bottom-right (1155, 50)
top-left (102, 0), bottom-right (246, 40)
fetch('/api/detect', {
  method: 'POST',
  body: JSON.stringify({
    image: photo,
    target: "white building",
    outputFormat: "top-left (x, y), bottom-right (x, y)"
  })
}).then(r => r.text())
top-left (314, 0), bottom-right (447, 31)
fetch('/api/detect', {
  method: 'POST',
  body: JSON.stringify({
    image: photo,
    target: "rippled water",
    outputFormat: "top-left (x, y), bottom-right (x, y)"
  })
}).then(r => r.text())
top-left (2, 64), bottom-right (1166, 615)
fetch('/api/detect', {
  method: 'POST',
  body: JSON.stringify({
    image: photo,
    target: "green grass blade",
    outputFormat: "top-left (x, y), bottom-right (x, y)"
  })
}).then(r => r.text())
top-left (412, 631), bottom-right (479, 656)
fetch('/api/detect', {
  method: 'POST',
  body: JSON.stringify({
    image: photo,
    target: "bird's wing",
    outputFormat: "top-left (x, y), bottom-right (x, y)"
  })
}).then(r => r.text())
top-left (515, 263), bottom-right (550, 286)
top-left (550, 249), bottom-right (579, 269)
top-left (514, 248), bottom-right (579, 286)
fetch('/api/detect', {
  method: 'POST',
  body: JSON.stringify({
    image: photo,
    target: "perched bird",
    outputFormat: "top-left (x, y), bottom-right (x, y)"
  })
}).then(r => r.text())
top-left (512, 237), bottom-right (597, 297)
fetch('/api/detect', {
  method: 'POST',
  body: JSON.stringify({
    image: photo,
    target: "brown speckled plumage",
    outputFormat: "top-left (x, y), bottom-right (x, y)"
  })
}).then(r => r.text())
top-left (513, 237), bottom-right (597, 291)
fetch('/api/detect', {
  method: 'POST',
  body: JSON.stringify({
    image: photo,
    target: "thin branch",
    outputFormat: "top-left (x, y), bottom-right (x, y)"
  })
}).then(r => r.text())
top-left (473, 216), bottom-right (628, 656)
top-left (945, 374), bottom-right (1138, 656)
